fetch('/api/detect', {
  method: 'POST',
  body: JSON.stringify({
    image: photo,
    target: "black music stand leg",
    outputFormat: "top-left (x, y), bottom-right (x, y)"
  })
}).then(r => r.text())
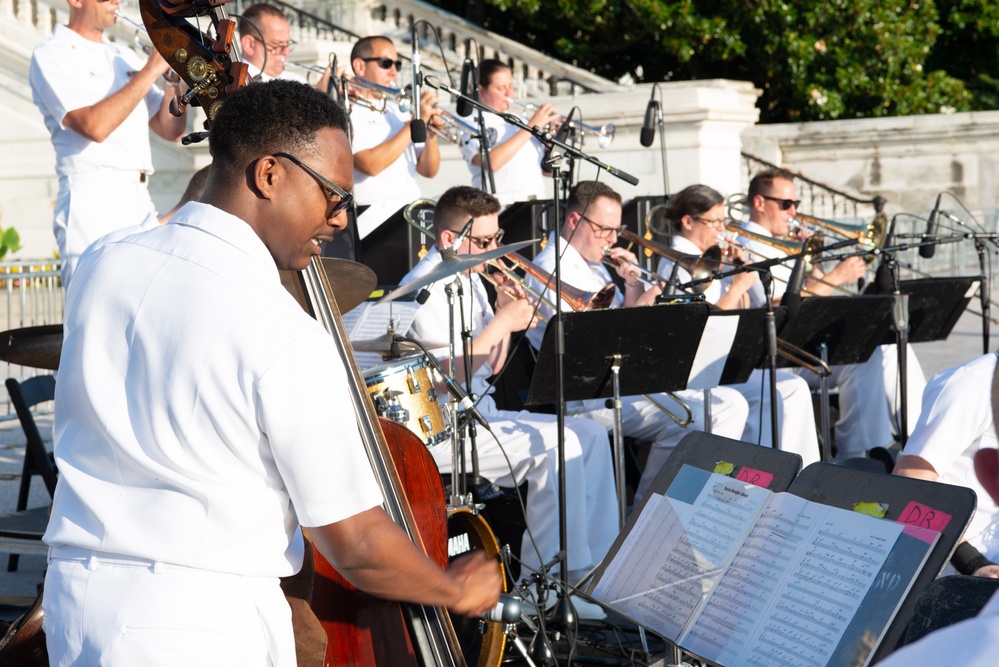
top-left (764, 305), bottom-right (780, 450)
top-left (884, 252), bottom-right (911, 447)
top-left (819, 343), bottom-right (832, 462)
top-left (607, 354), bottom-right (627, 528)
top-left (977, 238), bottom-right (991, 354)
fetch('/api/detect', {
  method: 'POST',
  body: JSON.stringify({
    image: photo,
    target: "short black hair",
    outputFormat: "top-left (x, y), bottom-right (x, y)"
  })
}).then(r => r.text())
top-left (748, 168), bottom-right (795, 199)
top-left (208, 80), bottom-right (349, 186)
top-left (351, 36), bottom-right (393, 63)
top-left (666, 184), bottom-right (724, 232)
top-left (433, 186), bottom-right (501, 235)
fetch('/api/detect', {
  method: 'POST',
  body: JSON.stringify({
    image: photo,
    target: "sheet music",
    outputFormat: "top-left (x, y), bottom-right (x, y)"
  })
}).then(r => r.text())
top-left (342, 301), bottom-right (421, 370)
top-left (686, 314), bottom-right (740, 390)
top-left (593, 467), bottom-right (771, 641)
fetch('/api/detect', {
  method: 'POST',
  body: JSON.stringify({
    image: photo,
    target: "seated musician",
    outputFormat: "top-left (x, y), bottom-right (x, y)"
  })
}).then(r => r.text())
top-left (656, 184), bottom-right (820, 467)
top-left (736, 168), bottom-right (926, 460)
top-left (402, 185), bottom-right (619, 593)
top-left (523, 180), bottom-right (751, 504)
top-left (894, 352), bottom-right (999, 578)
top-left (41, 81), bottom-right (500, 665)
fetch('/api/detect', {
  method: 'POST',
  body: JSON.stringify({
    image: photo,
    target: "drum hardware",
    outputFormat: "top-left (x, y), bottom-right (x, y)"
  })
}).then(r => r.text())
top-left (342, 75), bottom-right (412, 113)
top-left (506, 99), bottom-right (615, 148)
top-left (363, 356), bottom-right (452, 447)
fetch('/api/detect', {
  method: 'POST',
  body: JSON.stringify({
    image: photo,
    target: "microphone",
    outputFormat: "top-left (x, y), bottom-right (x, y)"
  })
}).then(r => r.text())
top-left (919, 193), bottom-right (942, 259)
top-left (639, 88), bottom-right (658, 147)
top-left (456, 42), bottom-right (474, 117)
top-left (410, 23), bottom-right (426, 143)
top-left (481, 594), bottom-right (522, 623)
top-left (440, 216), bottom-right (474, 261)
top-left (781, 256), bottom-right (806, 319)
top-left (542, 107), bottom-right (575, 170)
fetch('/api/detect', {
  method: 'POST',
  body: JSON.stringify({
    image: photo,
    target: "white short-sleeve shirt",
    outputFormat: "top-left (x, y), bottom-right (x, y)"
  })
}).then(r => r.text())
top-left (460, 111), bottom-right (548, 205)
top-left (43, 202), bottom-right (384, 576)
top-left (29, 24), bottom-right (164, 177)
top-left (350, 102), bottom-right (423, 206)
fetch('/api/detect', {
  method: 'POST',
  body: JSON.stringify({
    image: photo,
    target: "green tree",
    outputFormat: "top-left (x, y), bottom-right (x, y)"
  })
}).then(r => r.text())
top-left (434, 0), bottom-right (970, 122)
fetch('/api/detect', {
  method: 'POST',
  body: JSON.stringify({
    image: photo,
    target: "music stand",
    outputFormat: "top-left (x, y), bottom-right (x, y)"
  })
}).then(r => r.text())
top-left (864, 276), bottom-right (978, 345)
top-left (789, 462), bottom-right (975, 665)
top-left (712, 307), bottom-right (790, 386)
top-left (525, 303), bottom-right (712, 527)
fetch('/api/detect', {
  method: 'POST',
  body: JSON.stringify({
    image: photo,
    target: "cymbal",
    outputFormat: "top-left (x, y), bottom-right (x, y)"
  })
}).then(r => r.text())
top-left (378, 240), bottom-right (538, 304)
top-left (350, 332), bottom-right (423, 355)
top-left (280, 258), bottom-right (378, 315)
top-left (0, 324), bottom-right (63, 371)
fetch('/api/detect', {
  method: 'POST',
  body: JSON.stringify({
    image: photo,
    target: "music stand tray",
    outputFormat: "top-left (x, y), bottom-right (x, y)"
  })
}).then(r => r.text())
top-left (775, 295), bottom-right (895, 369)
top-left (524, 302), bottom-right (711, 406)
top-left (864, 276), bottom-right (979, 344)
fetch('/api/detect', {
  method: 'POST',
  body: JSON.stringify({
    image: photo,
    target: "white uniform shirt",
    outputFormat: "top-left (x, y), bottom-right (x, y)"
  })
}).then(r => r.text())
top-left (29, 24), bottom-right (164, 177)
top-left (902, 353), bottom-right (999, 561)
top-left (525, 231), bottom-right (624, 351)
top-left (657, 235), bottom-right (725, 304)
top-left (350, 101), bottom-right (423, 206)
top-left (460, 111), bottom-right (548, 205)
top-left (737, 220), bottom-right (792, 307)
top-left (402, 246), bottom-right (498, 413)
top-left (246, 62), bottom-right (307, 83)
top-left (44, 202), bottom-right (384, 576)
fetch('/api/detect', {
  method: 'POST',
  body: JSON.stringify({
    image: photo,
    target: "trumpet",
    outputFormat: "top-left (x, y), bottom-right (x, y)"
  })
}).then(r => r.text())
top-left (343, 76), bottom-right (412, 113)
top-left (431, 105), bottom-right (497, 146)
top-left (114, 11), bottom-right (152, 55)
top-left (507, 99), bottom-right (615, 148)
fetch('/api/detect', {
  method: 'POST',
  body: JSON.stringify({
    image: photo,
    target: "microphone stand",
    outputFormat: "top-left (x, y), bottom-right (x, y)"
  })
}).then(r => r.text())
top-left (653, 84), bottom-right (670, 197)
top-left (456, 278), bottom-right (485, 489)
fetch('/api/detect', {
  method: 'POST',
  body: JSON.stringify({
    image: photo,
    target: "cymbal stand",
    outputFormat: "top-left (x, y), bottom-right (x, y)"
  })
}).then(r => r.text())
top-left (455, 279), bottom-right (485, 489)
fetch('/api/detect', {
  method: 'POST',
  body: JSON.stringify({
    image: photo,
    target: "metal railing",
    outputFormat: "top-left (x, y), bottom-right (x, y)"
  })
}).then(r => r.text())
top-left (0, 261), bottom-right (62, 420)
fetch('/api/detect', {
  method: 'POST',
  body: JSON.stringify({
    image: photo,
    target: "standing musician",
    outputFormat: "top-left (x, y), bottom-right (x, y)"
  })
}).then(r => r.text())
top-left (348, 35), bottom-right (442, 234)
top-left (29, 0), bottom-right (187, 289)
top-left (657, 184), bottom-right (820, 467)
top-left (402, 186), bottom-right (619, 596)
top-left (460, 59), bottom-right (554, 205)
top-left (524, 181), bottom-right (751, 504)
top-left (737, 168), bottom-right (926, 459)
top-left (41, 81), bottom-right (500, 665)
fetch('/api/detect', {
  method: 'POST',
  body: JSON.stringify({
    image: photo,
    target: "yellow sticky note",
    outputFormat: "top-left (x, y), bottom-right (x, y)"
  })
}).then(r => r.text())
top-left (854, 502), bottom-right (888, 518)
top-left (713, 461), bottom-right (735, 476)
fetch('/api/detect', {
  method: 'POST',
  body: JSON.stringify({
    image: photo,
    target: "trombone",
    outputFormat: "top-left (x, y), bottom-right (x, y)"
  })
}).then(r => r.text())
top-left (507, 99), bottom-right (616, 148)
top-left (616, 228), bottom-right (720, 294)
top-left (342, 76), bottom-right (412, 113)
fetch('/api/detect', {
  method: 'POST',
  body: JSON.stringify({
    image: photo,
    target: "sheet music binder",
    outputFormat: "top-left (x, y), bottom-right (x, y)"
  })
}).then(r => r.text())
top-left (586, 432), bottom-right (974, 667)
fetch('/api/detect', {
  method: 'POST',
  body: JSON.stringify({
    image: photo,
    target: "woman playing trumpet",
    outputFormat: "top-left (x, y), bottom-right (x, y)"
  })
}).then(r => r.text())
top-left (460, 59), bottom-right (556, 205)
top-left (657, 184), bottom-right (821, 468)
top-left (348, 36), bottom-right (443, 232)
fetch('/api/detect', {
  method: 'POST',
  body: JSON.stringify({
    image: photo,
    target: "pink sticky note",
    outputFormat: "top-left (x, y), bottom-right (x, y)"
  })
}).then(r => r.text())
top-left (734, 466), bottom-right (774, 489)
top-left (898, 501), bottom-right (951, 543)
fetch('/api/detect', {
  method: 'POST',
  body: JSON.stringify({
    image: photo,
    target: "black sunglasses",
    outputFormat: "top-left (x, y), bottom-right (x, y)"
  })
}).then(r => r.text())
top-left (467, 229), bottom-right (504, 250)
top-left (272, 152), bottom-right (353, 218)
top-left (361, 57), bottom-right (403, 71)
top-left (761, 195), bottom-right (801, 211)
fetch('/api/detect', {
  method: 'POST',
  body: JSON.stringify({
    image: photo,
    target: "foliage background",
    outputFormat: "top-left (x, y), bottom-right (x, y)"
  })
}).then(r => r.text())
top-left (430, 0), bottom-right (994, 123)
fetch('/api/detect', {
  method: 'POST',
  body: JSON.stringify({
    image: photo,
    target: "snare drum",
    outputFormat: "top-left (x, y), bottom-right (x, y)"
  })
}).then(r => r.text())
top-left (363, 355), bottom-right (451, 447)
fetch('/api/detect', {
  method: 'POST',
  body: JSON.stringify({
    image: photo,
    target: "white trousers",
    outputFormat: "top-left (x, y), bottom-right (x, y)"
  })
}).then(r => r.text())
top-left (798, 344), bottom-right (926, 460)
top-left (733, 369), bottom-right (821, 467)
top-left (55, 171), bottom-right (156, 289)
top-left (429, 407), bottom-right (619, 575)
top-left (43, 548), bottom-right (294, 666)
top-left (568, 386), bottom-right (750, 505)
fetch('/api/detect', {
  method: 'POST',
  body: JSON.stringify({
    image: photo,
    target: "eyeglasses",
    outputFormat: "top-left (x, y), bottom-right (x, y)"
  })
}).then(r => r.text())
top-left (581, 215), bottom-right (625, 238)
top-left (272, 152), bottom-right (353, 218)
top-left (249, 36), bottom-right (297, 54)
top-left (761, 195), bottom-right (801, 211)
top-left (361, 57), bottom-right (403, 71)
top-left (692, 216), bottom-right (726, 227)
top-left (466, 229), bottom-right (504, 250)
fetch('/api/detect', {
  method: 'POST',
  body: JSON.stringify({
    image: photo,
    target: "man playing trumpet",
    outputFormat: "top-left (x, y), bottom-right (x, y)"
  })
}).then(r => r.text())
top-left (525, 181), bottom-right (751, 504)
top-left (348, 35), bottom-right (442, 234)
